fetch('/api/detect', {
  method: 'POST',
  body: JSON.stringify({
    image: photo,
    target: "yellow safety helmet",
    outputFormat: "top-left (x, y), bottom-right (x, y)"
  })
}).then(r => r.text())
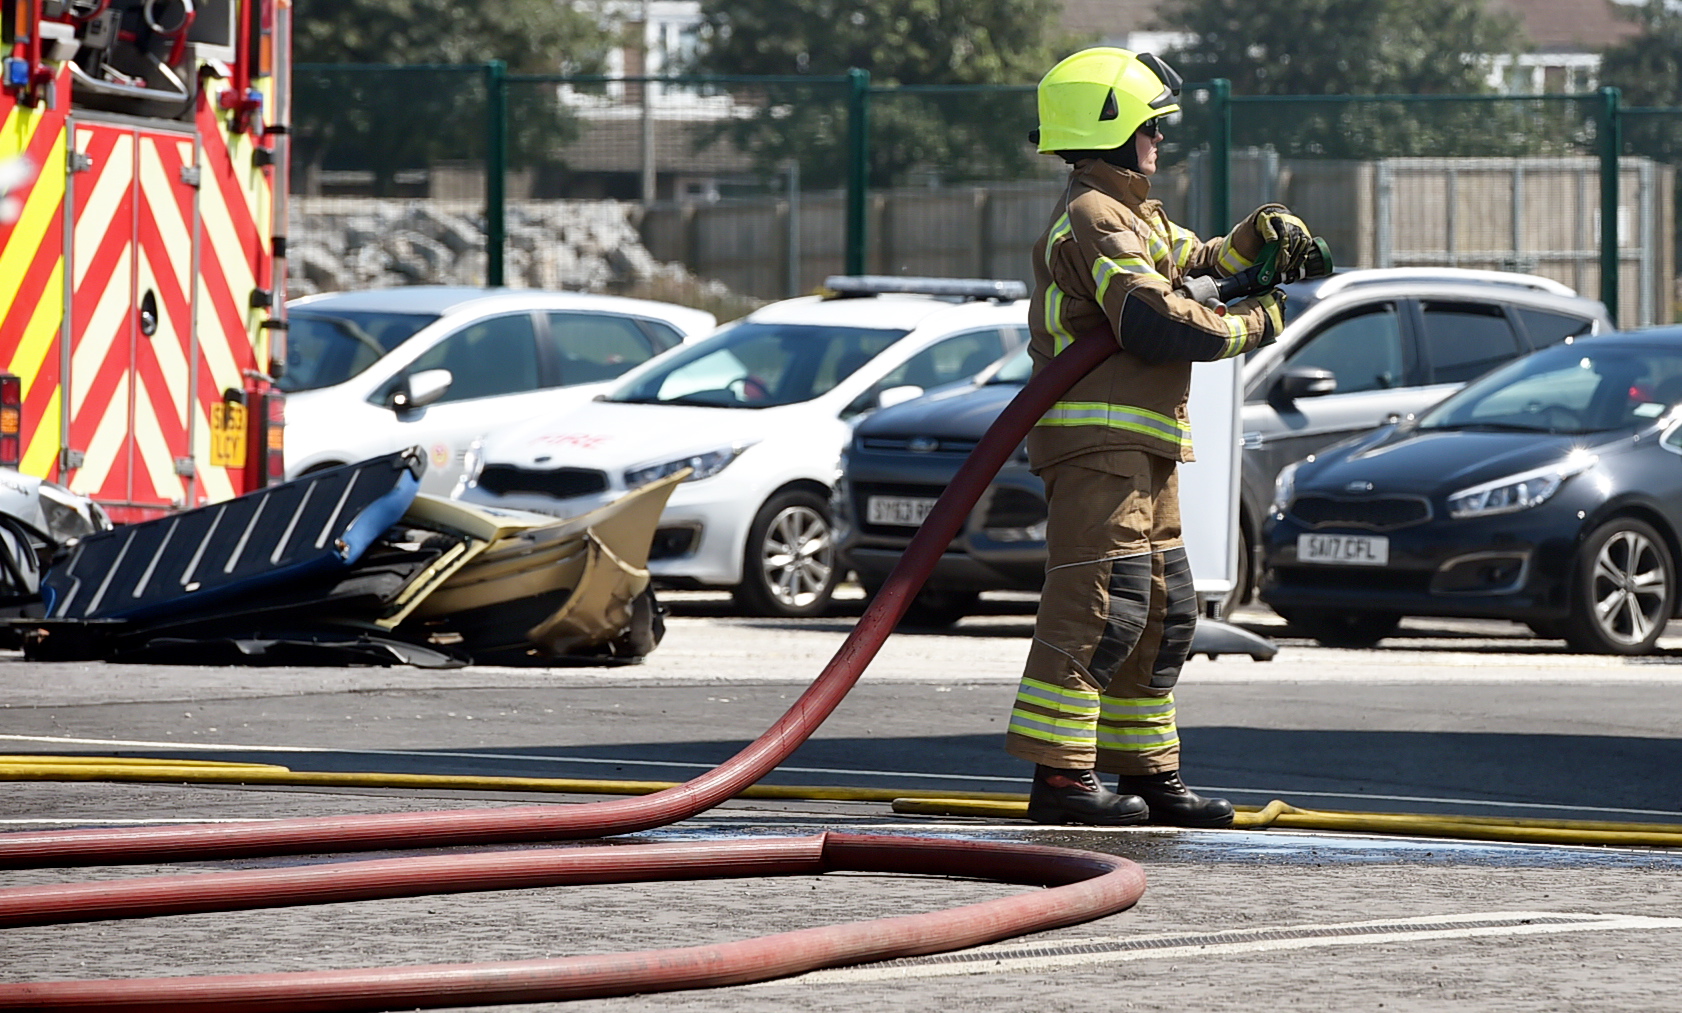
top-left (1033, 48), bottom-right (1183, 154)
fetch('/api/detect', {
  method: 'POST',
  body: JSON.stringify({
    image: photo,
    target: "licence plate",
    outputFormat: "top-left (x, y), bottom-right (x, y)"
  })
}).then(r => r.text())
top-left (1297, 533), bottom-right (1389, 565)
top-left (209, 401), bottom-right (247, 468)
top-left (868, 495), bottom-right (937, 527)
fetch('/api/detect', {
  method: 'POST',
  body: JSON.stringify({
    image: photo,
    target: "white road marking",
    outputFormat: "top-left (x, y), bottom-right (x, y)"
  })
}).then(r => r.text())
top-left (4, 733), bottom-right (1678, 821)
top-left (775, 911), bottom-right (1682, 986)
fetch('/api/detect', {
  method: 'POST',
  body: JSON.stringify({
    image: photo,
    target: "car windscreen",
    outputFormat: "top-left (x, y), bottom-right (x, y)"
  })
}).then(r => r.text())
top-left (987, 346), bottom-right (1033, 384)
top-left (608, 321), bottom-right (906, 408)
top-left (279, 311), bottom-right (440, 392)
top-left (1418, 342), bottom-right (1682, 435)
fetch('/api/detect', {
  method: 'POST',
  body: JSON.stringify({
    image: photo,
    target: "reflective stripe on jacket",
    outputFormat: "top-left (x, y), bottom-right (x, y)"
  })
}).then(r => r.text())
top-left (1025, 160), bottom-right (1274, 467)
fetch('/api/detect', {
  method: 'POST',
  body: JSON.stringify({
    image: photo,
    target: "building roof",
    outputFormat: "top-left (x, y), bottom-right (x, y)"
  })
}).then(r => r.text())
top-left (1485, 0), bottom-right (1638, 53)
top-left (1057, 0), bottom-right (1162, 44)
top-left (1058, 0), bottom-right (1642, 54)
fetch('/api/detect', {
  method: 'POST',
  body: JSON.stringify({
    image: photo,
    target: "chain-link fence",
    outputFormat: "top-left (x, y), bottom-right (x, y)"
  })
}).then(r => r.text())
top-left (1622, 105), bottom-right (1682, 325)
top-left (290, 66), bottom-right (1674, 328)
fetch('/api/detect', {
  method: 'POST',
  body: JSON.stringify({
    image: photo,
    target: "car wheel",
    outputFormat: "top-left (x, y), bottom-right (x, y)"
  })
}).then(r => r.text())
top-left (1217, 524), bottom-right (1253, 620)
top-left (860, 583), bottom-right (981, 628)
top-left (1563, 518), bottom-right (1675, 655)
top-left (1289, 607), bottom-right (1401, 648)
top-left (733, 488), bottom-right (839, 617)
top-left (902, 588), bottom-right (981, 628)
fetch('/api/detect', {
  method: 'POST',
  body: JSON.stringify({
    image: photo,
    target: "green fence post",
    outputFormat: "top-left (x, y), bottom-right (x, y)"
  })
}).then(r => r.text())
top-left (846, 68), bottom-right (870, 277)
top-left (485, 59), bottom-right (508, 288)
top-left (1598, 86), bottom-right (1621, 323)
top-left (1210, 78), bottom-right (1231, 232)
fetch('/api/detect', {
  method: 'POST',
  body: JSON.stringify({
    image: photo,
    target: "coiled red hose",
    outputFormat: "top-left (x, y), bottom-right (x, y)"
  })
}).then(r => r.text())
top-left (0, 331), bottom-right (1135, 1009)
top-left (0, 834), bottom-right (1144, 1011)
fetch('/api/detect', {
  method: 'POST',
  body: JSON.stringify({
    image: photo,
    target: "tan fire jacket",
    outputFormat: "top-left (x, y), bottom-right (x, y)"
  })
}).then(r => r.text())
top-left (1024, 159), bottom-right (1282, 469)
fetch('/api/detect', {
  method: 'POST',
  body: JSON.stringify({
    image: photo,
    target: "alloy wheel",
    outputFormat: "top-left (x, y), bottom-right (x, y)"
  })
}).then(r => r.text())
top-left (1589, 529), bottom-right (1669, 648)
top-left (758, 503), bottom-right (835, 611)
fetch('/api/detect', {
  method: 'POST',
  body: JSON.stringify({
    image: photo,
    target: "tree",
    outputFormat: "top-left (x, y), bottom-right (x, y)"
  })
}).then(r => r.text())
top-left (681, 0), bottom-right (1076, 188)
top-left (290, 0), bottom-right (614, 193)
top-left (293, 0), bottom-right (608, 71)
top-left (1156, 0), bottom-right (1572, 160)
top-left (1598, 1), bottom-right (1682, 287)
top-left (1600, 1), bottom-right (1682, 129)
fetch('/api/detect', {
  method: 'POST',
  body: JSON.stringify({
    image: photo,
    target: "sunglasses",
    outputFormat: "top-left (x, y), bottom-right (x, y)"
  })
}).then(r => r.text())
top-left (1139, 118), bottom-right (1164, 139)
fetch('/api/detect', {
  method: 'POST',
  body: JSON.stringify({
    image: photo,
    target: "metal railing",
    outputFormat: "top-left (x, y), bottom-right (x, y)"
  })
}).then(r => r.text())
top-left (291, 65), bottom-right (1678, 326)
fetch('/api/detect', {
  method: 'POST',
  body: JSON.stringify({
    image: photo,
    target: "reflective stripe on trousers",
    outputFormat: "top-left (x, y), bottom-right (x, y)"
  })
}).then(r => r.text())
top-left (1004, 457), bottom-right (1197, 774)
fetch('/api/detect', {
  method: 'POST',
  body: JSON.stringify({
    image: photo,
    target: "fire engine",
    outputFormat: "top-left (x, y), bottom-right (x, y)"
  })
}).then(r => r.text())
top-left (0, 0), bottom-right (288, 523)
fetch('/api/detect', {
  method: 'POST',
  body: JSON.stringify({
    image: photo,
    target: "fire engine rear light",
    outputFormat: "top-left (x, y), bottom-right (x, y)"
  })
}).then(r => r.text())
top-left (0, 372), bottom-right (20, 469)
top-left (264, 390), bottom-right (285, 483)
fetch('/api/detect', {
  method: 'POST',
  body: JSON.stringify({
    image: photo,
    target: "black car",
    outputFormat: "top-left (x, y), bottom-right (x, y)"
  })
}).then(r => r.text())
top-left (1259, 328), bottom-right (1682, 654)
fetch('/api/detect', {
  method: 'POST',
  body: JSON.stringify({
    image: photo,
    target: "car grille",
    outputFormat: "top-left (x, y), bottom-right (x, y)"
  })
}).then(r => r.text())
top-left (983, 486), bottom-right (1046, 530)
top-left (1289, 494), bottom-right (1431, 531)
top-left (477, 465), bottom-right (609, 499)
top-left (858, 435), bottom-right (981, 455)
top-left (649, 525), bottom-right (700, 561)
top-left (1273, 566), bottom-right (1435, 594)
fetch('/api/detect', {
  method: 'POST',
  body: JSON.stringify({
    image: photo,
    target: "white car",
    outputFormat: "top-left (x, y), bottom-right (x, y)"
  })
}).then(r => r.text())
top-left (280, 287), bottom-right (716, 495)
top-left (454, 277), bottom-right (1031, 616)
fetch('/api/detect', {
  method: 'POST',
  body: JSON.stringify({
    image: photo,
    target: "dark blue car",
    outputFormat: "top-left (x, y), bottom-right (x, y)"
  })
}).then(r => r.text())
top-left (1260, 328), bottom-right (1682, 654)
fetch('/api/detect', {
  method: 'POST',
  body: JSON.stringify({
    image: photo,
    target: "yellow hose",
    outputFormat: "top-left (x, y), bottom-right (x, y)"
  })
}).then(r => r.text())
top-left (0, 758), bottom-right (1025, 804)
top-left (889, 797), bottom-right (1682, 848)
top-left (0, 756), bottom-right (290, 771)
top-left (10, 756), bottom-right (1680, 848)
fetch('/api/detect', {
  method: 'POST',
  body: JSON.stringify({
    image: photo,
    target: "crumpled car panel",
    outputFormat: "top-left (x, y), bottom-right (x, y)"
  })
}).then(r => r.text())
top-left (41, 450), bottom-right (425, 623)
top-left (9, 453), bottom-right (682, 667)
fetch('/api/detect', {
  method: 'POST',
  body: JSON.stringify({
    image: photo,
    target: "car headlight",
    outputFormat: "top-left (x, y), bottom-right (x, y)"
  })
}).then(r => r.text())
top-left (37, 482), bottom-right (108, 543)
top-left (1446, 453), bottom-right (1596, 519)
top-left (624, 444), bottom-right (753, 489)
top-left (1271, 461), bottom-right (1300, 515)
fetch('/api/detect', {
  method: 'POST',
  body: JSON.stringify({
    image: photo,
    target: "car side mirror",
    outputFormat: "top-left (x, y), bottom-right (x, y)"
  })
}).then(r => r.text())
top-left (877, 384), bottom-right (924, 409)
top-left (1273, 367), bottom-right (1337, 402)
top-left (391, 368), bottom-right (453, 411)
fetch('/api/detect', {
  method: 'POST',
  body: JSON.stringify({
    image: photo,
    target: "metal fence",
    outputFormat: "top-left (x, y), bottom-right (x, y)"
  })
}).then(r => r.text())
top-left (290, 66), bottom-right (1678, 328)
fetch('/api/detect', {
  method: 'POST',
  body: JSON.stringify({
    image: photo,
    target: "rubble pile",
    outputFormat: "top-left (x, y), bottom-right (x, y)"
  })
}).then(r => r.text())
top-left (288, 198), bottom-right (728, 301)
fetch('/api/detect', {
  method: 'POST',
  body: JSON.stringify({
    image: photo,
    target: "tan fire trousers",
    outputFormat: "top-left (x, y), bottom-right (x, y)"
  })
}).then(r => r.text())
top-left (1004, 454), bottom-right (1197, 775)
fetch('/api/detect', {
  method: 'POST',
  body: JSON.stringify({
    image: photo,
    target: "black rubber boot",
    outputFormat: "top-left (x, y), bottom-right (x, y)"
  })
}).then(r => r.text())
top-left (1115, 770), bottom-right (1235, 828)
top-left (1026, 766), bottom-right (1149, 826)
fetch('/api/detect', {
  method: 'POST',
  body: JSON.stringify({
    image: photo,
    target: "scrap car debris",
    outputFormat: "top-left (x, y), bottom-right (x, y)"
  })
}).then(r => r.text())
top-left (1, 449), bottom-right (678, 667)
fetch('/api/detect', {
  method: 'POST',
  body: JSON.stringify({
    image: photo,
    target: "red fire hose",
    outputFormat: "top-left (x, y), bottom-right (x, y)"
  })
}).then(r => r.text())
top-left (0, 331), bottom-right (1137, 1009)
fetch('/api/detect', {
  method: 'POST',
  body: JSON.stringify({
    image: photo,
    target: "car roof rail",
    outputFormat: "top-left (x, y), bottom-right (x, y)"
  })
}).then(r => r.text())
top-left (822, 275), bottom-right (1028, 303)
top-left (1313, 268), bottom-right (1579, 299)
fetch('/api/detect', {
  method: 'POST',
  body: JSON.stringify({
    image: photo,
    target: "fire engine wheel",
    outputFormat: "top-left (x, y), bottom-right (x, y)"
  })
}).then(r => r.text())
top-left (734, 488), bottom-right (839, 617)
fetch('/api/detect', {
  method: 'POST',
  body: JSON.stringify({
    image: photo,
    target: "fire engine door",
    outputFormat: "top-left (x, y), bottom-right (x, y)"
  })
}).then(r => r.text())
top-left (64, 119), bottom-right (199, 516)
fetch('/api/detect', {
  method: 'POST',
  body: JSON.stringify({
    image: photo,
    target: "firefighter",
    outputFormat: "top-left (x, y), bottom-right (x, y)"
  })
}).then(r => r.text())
top-left (1008, 48), bottom-right (1315, 827)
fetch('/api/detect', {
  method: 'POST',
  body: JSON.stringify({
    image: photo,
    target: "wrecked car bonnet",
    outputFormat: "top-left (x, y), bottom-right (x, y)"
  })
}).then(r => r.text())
top-left (42, 450), bottom-right (426, 622)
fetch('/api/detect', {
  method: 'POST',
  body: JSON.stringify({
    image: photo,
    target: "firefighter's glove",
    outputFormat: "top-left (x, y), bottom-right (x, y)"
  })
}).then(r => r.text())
top-left (1234, 289), bottom-right (1286, 348)
top-left (1257, 208), bottom-right (1314, 279)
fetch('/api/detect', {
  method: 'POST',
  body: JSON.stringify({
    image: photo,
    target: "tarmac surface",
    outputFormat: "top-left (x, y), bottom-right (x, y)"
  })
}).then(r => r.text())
top-left (2, 592), bottom-right (1682, 1011)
